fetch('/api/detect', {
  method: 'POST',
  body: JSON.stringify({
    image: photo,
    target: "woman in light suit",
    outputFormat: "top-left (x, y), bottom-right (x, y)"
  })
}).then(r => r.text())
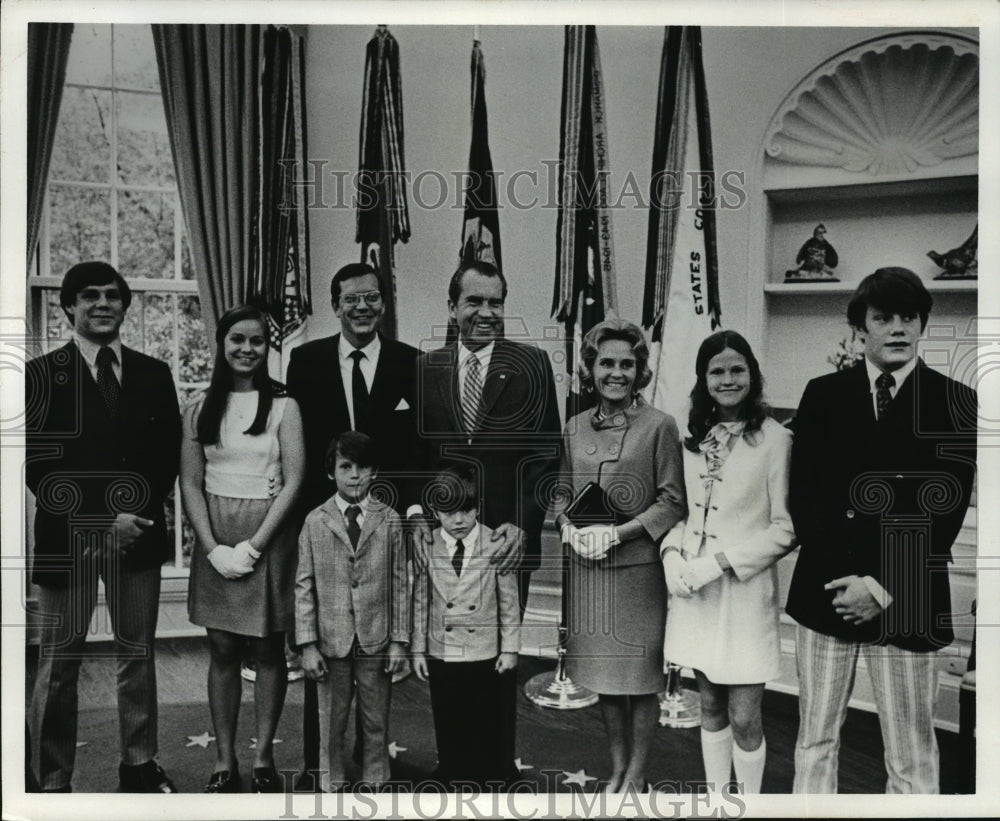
top-left (558, 319), bottom-right (686, 794)
top-left (661, 330), bottom-right (796, 794)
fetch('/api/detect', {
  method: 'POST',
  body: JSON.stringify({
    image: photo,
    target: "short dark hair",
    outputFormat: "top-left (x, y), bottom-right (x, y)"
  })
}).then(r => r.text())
top-left (847, 267), bottom-right (932, 332)
top-left (330, 262), bottom-right (384, 304)
top-left (579, 318), bottom-right (653, 393)
top-left (427, 461), bottom-right (480, 514)
top-left (447, 259), bottom-right (508, 305)
top-left (59, 261), bottom-right (132, 321)
top-left (325, 430), bottom-right (379, 475)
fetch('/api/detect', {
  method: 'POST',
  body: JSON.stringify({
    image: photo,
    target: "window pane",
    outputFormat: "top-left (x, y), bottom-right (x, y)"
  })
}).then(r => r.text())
top-left (118, 189), bottom-right (174, 278)
top-left (43, 290), bottom-right (74, 345)
top-left (50, 87), bottom-right (112, 183)
top-left (113, 25), bottom-right (160, 91)
top-left (178, 295), bottom-right (212, 385)
top-left (65, 24), bottom-right (112, 87)
top-left (116, 91), bottom-right (174, 186)
top-left (144, 292), bottom-right (176, 369)
top-left (120, 291), bottom-right (144, 351)
top-left (49, 185), bottom-right (112, 275)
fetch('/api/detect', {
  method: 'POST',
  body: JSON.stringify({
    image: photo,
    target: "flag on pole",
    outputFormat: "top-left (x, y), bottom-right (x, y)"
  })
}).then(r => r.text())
top-left (642, 26), bottom-right (722, 427)
top-left (460, 39), bottom-right (502, 269)
top-left (357, 25), bottom-right (410, 340)
top-left (251, 26), bottom-right (311, 381)
top-left (552, 25), bottom-right (618, 421)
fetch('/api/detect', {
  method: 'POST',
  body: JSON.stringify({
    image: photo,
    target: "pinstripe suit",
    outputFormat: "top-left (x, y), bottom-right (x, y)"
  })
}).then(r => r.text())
top-left (294, 495), bottom-right (409, 787)
top-left (26, 342), bottom-right (181, 790)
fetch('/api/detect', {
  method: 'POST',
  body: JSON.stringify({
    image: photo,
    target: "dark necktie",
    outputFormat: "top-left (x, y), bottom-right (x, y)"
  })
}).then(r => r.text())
top-left (875, 371), bottom-right (895, 420)
top-left (346, 505), bottom-right (362, 549)
top-left (452, 539), bottom-right (465, 577)
top-left (349, 350), bottom-right (369, 430)
top-left (96, 346), bottom-right (121, 420)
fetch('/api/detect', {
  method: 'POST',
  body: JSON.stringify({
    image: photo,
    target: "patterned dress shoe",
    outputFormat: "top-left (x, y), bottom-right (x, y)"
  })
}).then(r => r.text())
top-left (204, 769), bottom-right (241, 793)
top-left (251, 766), bottom-right (281, 793)
top-left (119, 760), bottom-right (178, 793)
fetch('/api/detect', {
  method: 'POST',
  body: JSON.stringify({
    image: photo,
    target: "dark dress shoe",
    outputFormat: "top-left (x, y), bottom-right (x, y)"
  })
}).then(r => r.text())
top-left (119, 760), bottom-right (177, 793)
top-left (251, 766), bottom-right (281, 793)
top-left (204, 769), bottom-right (241, 793)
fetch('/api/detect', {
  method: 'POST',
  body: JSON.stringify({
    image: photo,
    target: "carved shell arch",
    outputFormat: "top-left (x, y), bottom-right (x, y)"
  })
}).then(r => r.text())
top-left (764, 32), bottom-right (979, 177)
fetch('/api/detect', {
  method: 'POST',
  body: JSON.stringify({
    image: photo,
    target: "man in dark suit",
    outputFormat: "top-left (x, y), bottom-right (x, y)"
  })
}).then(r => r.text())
top-left (786, 267), bottom-right (977, 793)
top-left (409, 259), bottom-right (562, 783)
top-left (285, 262), bottom-right (419, 785)
top-left (26, 261), bottom-right (181, 793)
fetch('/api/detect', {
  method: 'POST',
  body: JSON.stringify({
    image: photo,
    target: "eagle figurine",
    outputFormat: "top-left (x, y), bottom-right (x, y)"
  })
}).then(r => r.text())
top-left (928, 224), bottom-right (977, 279)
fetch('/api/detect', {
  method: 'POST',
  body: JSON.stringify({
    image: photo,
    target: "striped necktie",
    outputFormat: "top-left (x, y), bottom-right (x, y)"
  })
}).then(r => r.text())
top-left (461, 354), bottom-right (483, 435)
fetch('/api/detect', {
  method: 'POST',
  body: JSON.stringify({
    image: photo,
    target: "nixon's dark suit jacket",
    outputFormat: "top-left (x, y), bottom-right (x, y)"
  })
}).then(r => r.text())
top-left (415, 338), bottom-right (562, 572)
top-left (785, 360), bottom-right (976, 651)
top-left (25, 342), bottom-right (182, 587)
top-left (286, 333), bottom-right (420, 513)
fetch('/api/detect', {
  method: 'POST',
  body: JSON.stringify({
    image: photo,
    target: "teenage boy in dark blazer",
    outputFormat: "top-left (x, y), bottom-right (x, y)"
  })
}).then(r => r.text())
top-left (786, 267), bottom-right (977, 793)
top-left (26, 261), bottom-right (181, 793)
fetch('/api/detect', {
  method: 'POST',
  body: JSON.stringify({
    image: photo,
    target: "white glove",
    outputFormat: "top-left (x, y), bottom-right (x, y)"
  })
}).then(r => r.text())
top-left (567, 524), bottom-right (619, 560)
top-left (686, 555), bottom-right (725, 591)
top-left (232, 540), bottom-right (261, 573)
top-left (663, 550), bottom-right (693, 598)
top-left (207, 545), bottom-right (248, 580)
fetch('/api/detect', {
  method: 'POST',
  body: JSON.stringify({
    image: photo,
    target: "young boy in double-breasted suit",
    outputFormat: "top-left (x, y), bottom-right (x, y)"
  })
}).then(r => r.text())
top-left (410, 463), bottom-right (521, 789)
top-left (295, 431), bottom-right (409, 790)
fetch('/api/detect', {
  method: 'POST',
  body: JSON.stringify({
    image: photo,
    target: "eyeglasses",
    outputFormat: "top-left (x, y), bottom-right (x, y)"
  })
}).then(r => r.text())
top-left (340, 291), bottom-right (383, 307)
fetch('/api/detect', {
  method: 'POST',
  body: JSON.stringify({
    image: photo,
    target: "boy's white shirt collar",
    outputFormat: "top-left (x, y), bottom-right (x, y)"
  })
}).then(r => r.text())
top-left (334, 492), bottom-right (369, 517)
top-left (864, 354), bottom-right (917, 397)
top-left (440, 522), bottom-right (480, 566)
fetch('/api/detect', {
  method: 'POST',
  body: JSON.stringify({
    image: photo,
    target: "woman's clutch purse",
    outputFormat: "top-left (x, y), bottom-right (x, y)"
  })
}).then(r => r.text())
top-left (564, 481), bottom-right (625, 526)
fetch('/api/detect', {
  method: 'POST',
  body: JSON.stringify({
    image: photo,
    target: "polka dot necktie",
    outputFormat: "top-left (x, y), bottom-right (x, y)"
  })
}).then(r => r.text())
top-left (875, 371), bottom-right (895, 420)
top-left (96, 346), bottom-right (121, 420)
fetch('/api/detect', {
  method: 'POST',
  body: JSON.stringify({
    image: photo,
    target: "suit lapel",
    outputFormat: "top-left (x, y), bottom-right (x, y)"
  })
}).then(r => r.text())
top-left (368, 335), bottom-right (395, 409)
top-left (844, 362), bottom-right (877, 426)
top-left (327, 335), bottom-right (351, 425)
top-left (356, 500), bottom-right (386, 553)
top-left (433, 345), bottom-right (464, 434)
top-left (479, 340), bottom-right (514, 422)
top-left (317, 499), bottom-right (352, 548)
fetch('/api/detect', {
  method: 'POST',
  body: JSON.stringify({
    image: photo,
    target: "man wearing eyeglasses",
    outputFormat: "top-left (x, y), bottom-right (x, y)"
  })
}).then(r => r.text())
top-left (285, 262), bottom-right (420, 788)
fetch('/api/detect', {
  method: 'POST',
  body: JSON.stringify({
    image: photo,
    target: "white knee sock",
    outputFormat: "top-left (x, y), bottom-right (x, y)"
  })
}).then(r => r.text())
top-left (700, 725), bottom-right (733, 790)
top-left (732, 737), bottom-right (766, 794)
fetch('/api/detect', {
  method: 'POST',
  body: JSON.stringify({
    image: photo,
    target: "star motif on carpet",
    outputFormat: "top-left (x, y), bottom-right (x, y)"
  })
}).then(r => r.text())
top-left (515, 758), bottom-right (533, 772)
top-left (249, 737), bottom-right (283, 749)
top-left (186, 732), bottom-right (215, 748)
top-left (561, 768), bottom-right (597, 788)
top-left (387, 741), bottom-right (407, 759)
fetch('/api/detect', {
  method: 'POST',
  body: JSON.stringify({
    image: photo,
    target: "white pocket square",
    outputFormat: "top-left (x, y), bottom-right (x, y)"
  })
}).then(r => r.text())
top-left (395, 398), bottom-right (410, 410)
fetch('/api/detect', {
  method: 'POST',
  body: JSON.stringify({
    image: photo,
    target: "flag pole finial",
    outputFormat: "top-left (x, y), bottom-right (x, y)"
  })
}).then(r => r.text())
top-left (473, 25), bottom-right (481, 43)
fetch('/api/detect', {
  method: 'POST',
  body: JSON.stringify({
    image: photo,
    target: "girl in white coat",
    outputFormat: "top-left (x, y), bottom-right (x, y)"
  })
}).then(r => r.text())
top-left (661, 331), bottom-right (796, 794)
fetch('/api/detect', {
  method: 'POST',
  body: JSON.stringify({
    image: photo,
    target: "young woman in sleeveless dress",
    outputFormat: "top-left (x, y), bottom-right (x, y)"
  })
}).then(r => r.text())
top-left (180, 305), bottom-right (304, 793)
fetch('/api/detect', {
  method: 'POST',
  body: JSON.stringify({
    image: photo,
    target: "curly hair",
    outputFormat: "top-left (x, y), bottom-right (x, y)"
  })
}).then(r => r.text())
top-left (684, 330), bottom-right (769, 452)
top-left (578, 318), bottom-right (653, 395)
top-left (196, 305), bottom-right (283, 445)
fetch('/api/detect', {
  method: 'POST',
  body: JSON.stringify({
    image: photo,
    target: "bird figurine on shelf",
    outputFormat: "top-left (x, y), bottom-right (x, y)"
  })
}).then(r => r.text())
top-left (786, 223), bottom-right (839, 282)
top-left (928, 224), bottom-right (977, 279)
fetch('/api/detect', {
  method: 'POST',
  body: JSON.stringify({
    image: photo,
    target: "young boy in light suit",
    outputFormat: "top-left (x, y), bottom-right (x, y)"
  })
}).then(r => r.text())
top-left (295, 432), bottom-right (409, 791)
top-left (410, 462), bottom-right (521, 789)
